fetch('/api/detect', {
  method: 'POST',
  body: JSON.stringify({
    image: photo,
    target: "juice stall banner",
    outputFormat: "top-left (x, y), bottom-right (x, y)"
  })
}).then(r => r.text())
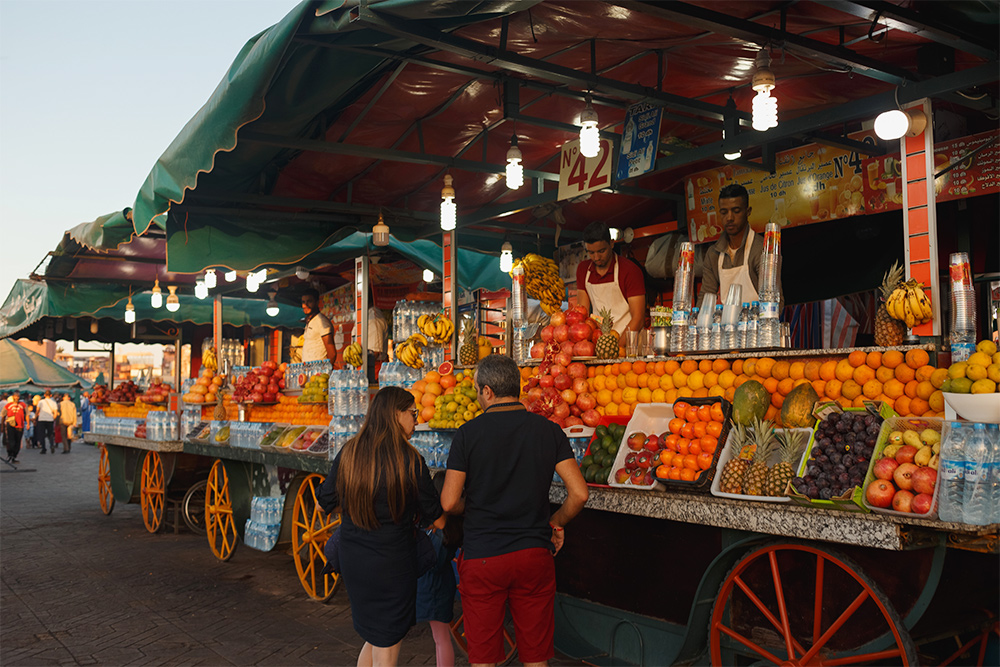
top-left (686, 129), bottom-right (999, 243)
top-left (616, 102), bottom-right (662, 181)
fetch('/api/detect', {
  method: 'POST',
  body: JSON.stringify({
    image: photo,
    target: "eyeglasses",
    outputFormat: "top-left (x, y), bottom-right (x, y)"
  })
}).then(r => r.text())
top-left (409, 409), bottom-right (419, 418)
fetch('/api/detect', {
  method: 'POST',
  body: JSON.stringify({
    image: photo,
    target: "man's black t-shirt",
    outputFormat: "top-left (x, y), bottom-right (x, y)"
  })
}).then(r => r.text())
top-left (447, 401), bottom-right (574, 559)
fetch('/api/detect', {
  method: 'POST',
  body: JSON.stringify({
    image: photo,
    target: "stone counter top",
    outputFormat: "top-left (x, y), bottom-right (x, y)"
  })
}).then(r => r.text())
top-left (550, 484), bottom-right (998, 552)
top-left (83, 433), bottom-right (184, 453)
top-left (522, 344), bottom-right (935, 365)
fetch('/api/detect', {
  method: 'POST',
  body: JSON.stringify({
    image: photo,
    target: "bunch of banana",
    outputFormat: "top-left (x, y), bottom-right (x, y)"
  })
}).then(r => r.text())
top-left (343, 342), bottom-right (364, 368)
top-left (203, 347), bottom-right (218, 372)
top-left (395, 333), bottom-right (427, 369)
top-left (511, 253), bottom-right (564, 314)
top-left (417, 312), bottom-right (454, 344)
top-left (886, 279), bottom-right (933, 328)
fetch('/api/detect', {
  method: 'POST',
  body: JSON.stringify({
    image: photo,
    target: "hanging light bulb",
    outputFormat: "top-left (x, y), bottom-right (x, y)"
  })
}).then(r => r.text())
top-left (224, 270), bottom-right (237, 282)
top-left (723, 129), bottom-right (742, 160)
top-left (499, 241), bottom-right (514, 273)
top-left (423, 269), bottom-right (434, 283)
top-left (609, 227), bottom-right (621, 241)
top-left (204, 269), bottom-right (217, 289)
top-left (266, 291), bottom-right (279, 317)
top-left (124, 295), bottom-right (136, 324)
top-left (440, 174), bottom-right (456, 231)
top-left (751, 49), bottom-right (778, 131)
top-left (505, 134), bottom-right (524, 189)
top-left (90, 319), bottom-right (99, 334)
top-left (195, 280), bottom-right (209, 300)
top-left (295, 267), bottom-right (310, 281)
top-left (874, 108), bottom-right (927, 140)
top-left (166, 285), bottom-right (180, 312)
top-left (372, 211), bottom-right (390, 246)
top-left (246, 271), bottom-right (260, 293)
top-left (579, 96), bottom-right (600, 158)
top-left (150, 279), bottom-right (163, 309)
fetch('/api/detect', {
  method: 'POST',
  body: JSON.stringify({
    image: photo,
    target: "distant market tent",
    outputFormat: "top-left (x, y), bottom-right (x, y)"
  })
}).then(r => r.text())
top-left (0, 338), bottom-right (93, 392)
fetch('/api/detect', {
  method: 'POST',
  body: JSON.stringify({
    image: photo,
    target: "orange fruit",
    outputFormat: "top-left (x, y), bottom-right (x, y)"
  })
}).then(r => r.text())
top-left (756, 357), bottom-right (776, 378)
top-left (706, 421), bottom-right (723, 437)
top-left (811, 379), bottom-right (826, 398)
top-left (883, 379), bottom-right (905, 399)
top-left (421, 393), bottom-right (437, 407)
top-left (894, 364), bottom-right (915, 383)
top-left (882, 350), bottom-right (904, 369)
top-left (676, 387), bottom-right (694, 398)
top-left (665, 388), bottom-right (679, 403)
top-left (852, 395), bottom-right (867, 408)
top-left (596, 389), bottom-right (613, 406)
top-left (763, 377), bottom-right (779, 394)
top-left (710, 402), bottom-right (725, 422)
top-left (803, 361), bottom-right (822, 381)
top-left (692, 421), bottom-right (708, 439)
top-left (673, 402), bottom-right (690, 418)
top-left (588, 366), bottom-right (596, 378)
top-left (841, 379), bottom-right (862, 400)
top-left (592, 375), bottom-right (607, 391)
top-left (878, 395), bottom-right (895, 410)
top-left (724, 386), bottom-right (736, 403)
top-left (424, 370), bottom-right (441, 384)
top-left (680, 359), bottom-right (698, 374)
top-left (772, 360), bottom-right (791, 380)
top-left (683, 454), bottom-right (700, 470)
top-left (620, 361), bottom-right (632, 374)
top-left (655, 464), bottom-right (671, 479)
top-left (905, 349), bottom-right (930, 369)
top-left (612, 388), bottom-right (624, 404)
top-left (420, 405), bottom-right (436, 421)
top-left (866, 350), bottom-right (882, 369)
top-left (771, 392), bottom-right (784, 409)
top-left (622, 387), bottom-right (639, 405)
top-left (619, 403), bottom-right (633, 417)
top-left (909, 397), bottom-right (929, 416)
top-left (672, 369), bottom-right (689, 389)
top-left (651, 388), bottom-right (666, 403)
top-left (819, 360), bottom-right (837, 381)
top-left (836, 397), bottom-right (853, 410)
top-left (605, 403), bottom-right (619, 416)
top-left (894, 395), bottom-right (911, 416)
top-left (929, 390), bottom-right (944, 412)
top-left (680, 467), bottom-right (696, 481)
top-left (636, 387), bottom-right (652, 404)
top-left (693, 387), bottom-right (709, 398)
top-left (625, 371), bottom-right (639, 388)
top-left (862, 379), bottom-right (882, 399)
top-left (645, 374), bottom-right (660, 390)
top-left (676, 438), bottom-right (690, 456)
top-left (680, 422), bottom-right (694, 439)
top-left (659, 375), bottom-right (675, 391)
top-left (685, 406), bottom-right (700, 423)
top-left (875, 366), bottom-right (895, 383)
top-left (718, 370), bottom-right (736, 389)
top-left (764, 405), bottom-right (779, 421)
top-left (712, 358), bottom-right (730, 373)
top-left (743, 358), bottom-right (758, 377)
top-left (916, 381), bottom-right (935, 401)
top-left (853, 365), bottom-right (875, 385)
top-left (700, 434), bottom-right (719, 453)
top-left (704, 371), bottom-right (719, 388)
top-left (687, 370), bottom-right (706, 390)
top-left (412, 380), bottom-right (428, 393)
top-left (632, 360), bottom-right (647, 374)
top-left (930, 368), bottom-right (950, 389)
top-left (707, 385), bottom-right (725, 398)
top-left (698, 359), bottom-right (713, 374)
top-left (835, 358), bottom-right (855, 382)
top-left (789, 361), bottom-right (806, 380)
top-left (616, 374), bottom-right (627, 389)
top-left (904, 380), bottom-right (919, 399)
top-left (663, 360), bottom-right (680, 375)
top-left (654, 361), bottom-right (666, 375)
top-left (424, 382), bottom-right (443, 396)
top-left (732, 359), bottom-right (744, 376)
top-left (915, 365), bottom-right (936, 383)
top-left (688, 440), bottom-right (703, 456)
top-left (848, 350), bottom-right (867, 367)
top-left (777, 377), bottom-right (796, 395)
top-left (665, 434), bottom-right (680, 451)
top-left (697, 452), bottom-right (714, 470)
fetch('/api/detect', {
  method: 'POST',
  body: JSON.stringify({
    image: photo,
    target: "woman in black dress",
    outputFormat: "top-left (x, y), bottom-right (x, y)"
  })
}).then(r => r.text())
top-left (319, 386), bottom-right (443, 666)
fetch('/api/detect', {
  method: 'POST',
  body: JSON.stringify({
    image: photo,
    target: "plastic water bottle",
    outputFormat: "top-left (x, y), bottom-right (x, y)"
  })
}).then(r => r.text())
top-left (746, 301), bottom-right (759, 348)
top-left (670, 309), bottom-right (688, 353)
top-left (962, 423), bottom-right (992, 525)
top-left (988, 424), bottom-right (1000, 524)
top-left (938, 422), bottom-right (967, 522)
top-left (736, 302), bottom-right (750, 349)
top-left (950, 330), bottom-right (976, 364)
top-left (688, 307), bottom-right (699, 352)
top-left (711, 304), bottom-right (723, 350)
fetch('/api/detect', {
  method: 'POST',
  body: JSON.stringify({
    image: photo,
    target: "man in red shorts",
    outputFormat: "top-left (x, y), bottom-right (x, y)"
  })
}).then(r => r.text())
top-left (442, 355), bottom-right (588, 666)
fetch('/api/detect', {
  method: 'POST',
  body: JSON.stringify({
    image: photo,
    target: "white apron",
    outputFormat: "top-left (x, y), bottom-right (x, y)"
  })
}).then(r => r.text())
top-left (587, 257), bottom-right (632, 336)
top-left (718, 227), bottom-right (759, 303)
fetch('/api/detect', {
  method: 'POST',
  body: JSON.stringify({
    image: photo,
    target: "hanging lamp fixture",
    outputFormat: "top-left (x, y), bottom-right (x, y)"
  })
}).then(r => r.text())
top-left (195, 279), bottom-right (208, 300)
top-left (372, 211), bottom-right (390, 246)
top-left (166, 285), bottom-right (180, 312)
top-left (124, 293), bottom-right (136, 324)
top-left (224, 270), bottom-right (237, 282)
top-left (440, 174), bottom-right (456, 231)
top-left (266, 291), bottom-right (280, 317)
top-left (505, 134), bottom-right (524, 189)
top-left (204, 269), bottom-right (217, 289)
top-left (150, 279), bottom-right (163, 309)
top-left (751, 49), bottom-right (778, 131)
top-left (579, 96), bottom-right (600, 158)
top-left (499, 241), bottom-right (514, 273)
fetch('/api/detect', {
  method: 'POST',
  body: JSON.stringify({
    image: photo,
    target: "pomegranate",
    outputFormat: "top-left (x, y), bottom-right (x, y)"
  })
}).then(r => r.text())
top-left (591, 325), bottom-right (602, 343)
top-left (571, 378), bottom-right (589, 395)
top-left (529, 342), bottom-right (546, 359)
top-left (553, 325), bottom-right (569, 342)
top-left (549, 311), bottom-right (566, 327)
top-left (526, 387), bottom-right (544, 402)
top-left (573, 340), bottom-right (595, 357)
top-left (570, 404), bottom-right (582, 416)
top-left (577, 393), bottom-right (597, 411)
top-left (581, 408), bottom-right (601, 427)
top-left (570, 305), bottom-right (588, 319)
top-left (565, 415), bottom-right (584, 427)
top-left (560, 340), bottom-right (575, 355)
top-left (565, 309), bottom-right (585, 325)
top-left (554, 351), bottom-right (573, 368)
top-left (569, 321), bottom-right (592, 342)
top-left (552, 401), bottom-right (570, 420)
top-left (553, 374), bottom-right (573, 391)
top-left (567, 362), bottom-right (588, 379)
top-left (538, 374), bottom-right (555, 388)
top-left (540, 326), bottom-right (554, 343)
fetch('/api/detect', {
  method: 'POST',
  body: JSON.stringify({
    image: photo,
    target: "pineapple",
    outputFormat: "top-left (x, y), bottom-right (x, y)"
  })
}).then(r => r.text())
top-left (875, 261), bottom-right (906, 346)
top-left (765, 429), bottom-right (806, 497)
top-left (742, 418), bottom-right (776, 496)
top-left (459, 321), bottom-right (479, 367)
top-left (719, 422), bottom-right (752, 494)
top-left (594, 307), bottom-right (619, 359)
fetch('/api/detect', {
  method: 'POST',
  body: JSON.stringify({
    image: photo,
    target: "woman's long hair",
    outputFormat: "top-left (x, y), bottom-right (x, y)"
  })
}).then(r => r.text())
top-left (336, 386), bottom-right (419, 531)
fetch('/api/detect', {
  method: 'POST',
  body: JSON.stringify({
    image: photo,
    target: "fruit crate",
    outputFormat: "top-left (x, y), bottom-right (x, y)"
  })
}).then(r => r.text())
top-left (608, 397), bottom-right (731, 494)
top-left (861, 416), bottom-right (944, 519)
top-left (258, 423), bottom-right (292, 452)
top-left (582, 416), bottom-right (630, 488)
top-left (786, 402), bottom-right (896, 513)
top-left (710, 428), bottom-right (812, 503)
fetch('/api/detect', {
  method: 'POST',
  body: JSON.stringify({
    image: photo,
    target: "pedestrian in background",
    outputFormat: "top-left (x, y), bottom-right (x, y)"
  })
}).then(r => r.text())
top-left (80, 391), bottom-right (93, 433)
top-left (416, 472), bottom-right (461, 667)
top-left (2, 392), bottom-right (29, 464)
top-left (441, 354), bottom-right (588, 667)
top-left (318, 386), bottom-right (444, 667)
top-left (58, 393), bottom-right (77, 453)
top-left (35, 390), bottom-right (59, 454)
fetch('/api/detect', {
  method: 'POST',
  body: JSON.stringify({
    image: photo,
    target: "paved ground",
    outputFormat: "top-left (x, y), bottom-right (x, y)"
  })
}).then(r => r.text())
top-left (0, 442), bottom-right (576, 666)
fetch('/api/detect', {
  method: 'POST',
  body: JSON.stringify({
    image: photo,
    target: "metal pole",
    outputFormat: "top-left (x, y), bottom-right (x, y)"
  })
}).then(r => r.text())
top-left (109, 342), bottom-right (115, 390)
top-left (355, 256), bottom-right (370, 381)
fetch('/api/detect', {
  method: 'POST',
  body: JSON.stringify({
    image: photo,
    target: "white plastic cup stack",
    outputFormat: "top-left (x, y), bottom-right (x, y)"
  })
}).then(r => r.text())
top-left (759, 222), bottom-right (781, 299)
top-left (949, 252), bottom-right (976, 331)
top-left (673, 242), bottom-right (695, 311)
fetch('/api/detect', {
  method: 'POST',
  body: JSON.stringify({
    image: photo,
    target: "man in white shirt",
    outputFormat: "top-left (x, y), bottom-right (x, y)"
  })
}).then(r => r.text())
top-left (301, 288), bottom-right (337, 364)
top-left (35, 389), bottom-right (59, 455)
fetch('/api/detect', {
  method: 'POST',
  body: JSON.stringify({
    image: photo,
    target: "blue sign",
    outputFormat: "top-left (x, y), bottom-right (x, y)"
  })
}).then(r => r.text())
top-left (616, 102), bottom-right (662, 182)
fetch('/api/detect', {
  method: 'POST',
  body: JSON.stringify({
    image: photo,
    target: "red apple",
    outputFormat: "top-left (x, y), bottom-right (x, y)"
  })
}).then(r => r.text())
top-left (911, 467), bottom-right (937, 495)
top-left (540, 326), bottom-right (554, 343)
top-left (627, 432), bottom-right (646, 451)
top-left (581, 408), bottom-right (601, 427)
top-left (895, 445), bottom-right (918, 464)
top-left (572, 378), bottom-right (589, 395)
top-left (567, 363), bottom-right (588, 379)
top-left (615, 468), bottom-right (631, 484)
top-left (573, 340), bottom-right (595, 357)
top-left (643, 471), bottom-right (657, 486)
top-left (630, 468), bottom-right (646, 484)
top-left (866, 479), bottom-right (895, 508)
top-left (891, 489), bottom-right (914, 513)
top-left (643, 434), bottom-right (660, 452)
top-left (624, 452), bottom-right (638, 469)
top-left (911, 492), bottom-right (934, 515)
top-left (873, 457), bottom-right (899, 481)
top-left (553, 325), bottom-right (569, 342)
top-left (893, 462), bottom-right (918, 490)
top-left (549, 311), bottom-right (566, 327)
top-left (553, 374), bottom-right (573, 391)
top-left (560, 388), bottom-right (577, 405)
top-left (636, 452), bottom-right (652, 469)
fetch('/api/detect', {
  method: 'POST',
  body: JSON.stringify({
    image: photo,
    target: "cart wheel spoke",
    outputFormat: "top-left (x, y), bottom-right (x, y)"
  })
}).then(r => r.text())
top-left (98, 445), bottom-right (114, 515)
top-left (709, 542), bottom-right (917, 666)
top-left (291, 474), bottom-right (339, 601)
top-left (205, 461), bottom-right (237, 561)
top-left (140, 451), bottom-right (164, 533)
top-left (182, 479), bottom-right (208, 534)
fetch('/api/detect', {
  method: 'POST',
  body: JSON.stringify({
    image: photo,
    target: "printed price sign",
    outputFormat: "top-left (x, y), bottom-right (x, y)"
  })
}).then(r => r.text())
top-left (616, 102), bottom-right (662, 181)
top-left (558, 138), bottom-right (614, 201)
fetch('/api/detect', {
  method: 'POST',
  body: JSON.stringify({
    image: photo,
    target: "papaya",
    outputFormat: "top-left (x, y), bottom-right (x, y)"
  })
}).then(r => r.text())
top-left (781, 382), bottom-right (820, 428)
top-left (732, 380), bottom-right (769, 425)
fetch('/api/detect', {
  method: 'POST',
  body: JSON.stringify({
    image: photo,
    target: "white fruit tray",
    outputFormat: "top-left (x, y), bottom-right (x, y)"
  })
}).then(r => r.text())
top-left (710, 428), bottom-right (812, 503)
top-left (861, 416), bottom-right (944, 519)
top-left (607, 404), bottom-right (675, 491)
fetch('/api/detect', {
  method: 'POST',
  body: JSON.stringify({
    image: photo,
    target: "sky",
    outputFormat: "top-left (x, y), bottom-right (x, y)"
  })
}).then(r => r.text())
top-left (0, 0), bottom-right (301, 304)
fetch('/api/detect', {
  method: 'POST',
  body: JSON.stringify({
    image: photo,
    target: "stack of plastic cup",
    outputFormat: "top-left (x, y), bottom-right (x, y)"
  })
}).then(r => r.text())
top-left (671, 242), bottom-right (695, 352)
top-left (757, 222), bottom-right (782, 347)
top-left (949, 252), bottom-right (976, 362)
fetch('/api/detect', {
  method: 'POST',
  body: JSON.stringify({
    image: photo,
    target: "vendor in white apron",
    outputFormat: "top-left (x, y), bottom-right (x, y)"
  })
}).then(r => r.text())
top-left (575, 222), bottom-right (647, 345)
top-left (699, 183), bottom-right (782, 308)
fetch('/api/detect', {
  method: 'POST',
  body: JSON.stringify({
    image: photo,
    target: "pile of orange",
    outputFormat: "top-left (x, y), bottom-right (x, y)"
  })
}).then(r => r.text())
top-left (220, 394), bottom-right (330, 426)
top-left (654, 400), bottom-right (726, 482)
top-left (103, 402), bottom-right (166, 419)
top-left (522, 348), bottom-right (944, 427)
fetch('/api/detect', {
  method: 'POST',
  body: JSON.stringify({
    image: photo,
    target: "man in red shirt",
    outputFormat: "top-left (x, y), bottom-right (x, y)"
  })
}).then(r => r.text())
top-left (2, 392), bottom-right (28, 464)
top-left (575, 222), bottom-right (646, 345)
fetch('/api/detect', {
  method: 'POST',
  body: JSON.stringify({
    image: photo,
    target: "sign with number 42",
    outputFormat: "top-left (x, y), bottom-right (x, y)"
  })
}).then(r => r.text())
top-left (557, 138), bottom-right (614, 201)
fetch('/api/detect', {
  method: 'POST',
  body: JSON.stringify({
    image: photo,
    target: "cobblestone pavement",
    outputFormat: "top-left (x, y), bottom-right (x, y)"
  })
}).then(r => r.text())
top-left (1, 442), bottom-right (581, 666)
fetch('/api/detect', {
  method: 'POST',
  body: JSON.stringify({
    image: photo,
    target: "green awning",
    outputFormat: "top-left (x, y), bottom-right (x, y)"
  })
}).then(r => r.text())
top-left (67, 209), bottom-right (136, 252)
top-left (0, 279), bottom-right (304, 339)
top-left (0, 338), bottom-right (93, 391)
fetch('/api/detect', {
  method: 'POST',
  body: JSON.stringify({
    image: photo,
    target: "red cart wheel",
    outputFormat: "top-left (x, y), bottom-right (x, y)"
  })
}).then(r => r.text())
top-left (205, 460), bottom-right (238, 561)
top-left (139, 451), bottom-right (164, 533)
top-left (291, 473), bottom-right (340, 601)
top-left (710, 542), bottom-right (917, 666)
top-left (98, 445), bottom-right (114, 515)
